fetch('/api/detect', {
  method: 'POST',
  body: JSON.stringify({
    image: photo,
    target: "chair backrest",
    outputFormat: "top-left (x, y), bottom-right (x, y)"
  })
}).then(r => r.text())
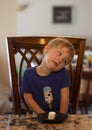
top-left (6, 36), bottom-right (86, 114)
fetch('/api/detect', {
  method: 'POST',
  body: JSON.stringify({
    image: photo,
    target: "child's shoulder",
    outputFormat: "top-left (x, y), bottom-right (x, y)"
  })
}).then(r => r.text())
top-left (57, 67), bottom-right (68, 76)
top-left (25, 66), bottom-right (36, 74)
top-left (60, 67), bottom-right (67, 72)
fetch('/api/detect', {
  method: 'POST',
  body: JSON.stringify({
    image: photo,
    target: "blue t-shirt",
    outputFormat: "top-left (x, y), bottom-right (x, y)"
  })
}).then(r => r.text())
top-left (22, 67), bottom-right (71, 113)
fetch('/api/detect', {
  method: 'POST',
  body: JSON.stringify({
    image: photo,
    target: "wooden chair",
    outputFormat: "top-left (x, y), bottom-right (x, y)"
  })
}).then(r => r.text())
top-left (6, 36), bottom-right (86, 114)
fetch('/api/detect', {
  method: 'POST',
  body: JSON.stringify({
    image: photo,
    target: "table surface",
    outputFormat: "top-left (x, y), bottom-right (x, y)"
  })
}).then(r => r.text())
top-left (82, 68), bottom-right (92, 80)
top-left (0, 114), bottom-right (92, 130)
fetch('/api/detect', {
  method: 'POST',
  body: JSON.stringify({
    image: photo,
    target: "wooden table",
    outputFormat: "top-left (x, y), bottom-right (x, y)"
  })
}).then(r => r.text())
top-left (82, 68), bottom-right (92, 80)
top-left (0, 114), bottom-right (92, 130)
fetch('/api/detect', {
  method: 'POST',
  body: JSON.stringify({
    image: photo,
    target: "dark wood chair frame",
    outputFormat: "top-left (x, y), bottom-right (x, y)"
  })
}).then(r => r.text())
top-left (6, 36), bottom-right (86, 114)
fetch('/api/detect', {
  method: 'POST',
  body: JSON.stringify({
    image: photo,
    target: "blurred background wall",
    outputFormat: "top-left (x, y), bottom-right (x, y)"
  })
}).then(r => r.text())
top-left (17, 0), bottom-right (92, 42)
top-left (0, 0), bottom-right (16, 95)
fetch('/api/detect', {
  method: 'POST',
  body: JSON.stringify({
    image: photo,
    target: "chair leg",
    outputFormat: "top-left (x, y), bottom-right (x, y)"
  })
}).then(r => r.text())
top-left (78, 100), bottom-right (86, 114)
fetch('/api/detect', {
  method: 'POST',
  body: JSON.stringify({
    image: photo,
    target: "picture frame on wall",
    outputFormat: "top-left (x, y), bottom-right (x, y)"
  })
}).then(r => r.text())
top-left (53, 6), bottom-right (72, 23)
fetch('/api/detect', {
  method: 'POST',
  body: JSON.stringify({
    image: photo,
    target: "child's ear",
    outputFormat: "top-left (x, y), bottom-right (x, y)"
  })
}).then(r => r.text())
top-left (43, 45), bottom-right (51, 54)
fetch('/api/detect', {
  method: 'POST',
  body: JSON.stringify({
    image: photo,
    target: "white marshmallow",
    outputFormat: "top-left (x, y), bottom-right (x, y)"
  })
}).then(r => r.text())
top-left (48, 112), bottom-right (56, 120)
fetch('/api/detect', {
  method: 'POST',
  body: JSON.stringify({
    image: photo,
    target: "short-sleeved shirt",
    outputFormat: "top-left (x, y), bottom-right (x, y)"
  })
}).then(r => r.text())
top-left (22, 67), bottom-right (71, 113)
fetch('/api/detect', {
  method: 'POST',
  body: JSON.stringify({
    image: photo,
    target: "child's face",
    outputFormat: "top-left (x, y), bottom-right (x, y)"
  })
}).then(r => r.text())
top-left (43, 45), bottom-right (71, 72)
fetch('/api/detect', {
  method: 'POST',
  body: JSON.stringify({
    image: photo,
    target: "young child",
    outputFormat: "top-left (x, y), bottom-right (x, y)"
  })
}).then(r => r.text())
top-left (22, 38), bottom-right (75, 114)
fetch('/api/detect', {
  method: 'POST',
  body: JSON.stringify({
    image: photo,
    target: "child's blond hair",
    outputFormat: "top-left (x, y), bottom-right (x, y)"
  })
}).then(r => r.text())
top-left (48, 38), bottom-right (75, 64)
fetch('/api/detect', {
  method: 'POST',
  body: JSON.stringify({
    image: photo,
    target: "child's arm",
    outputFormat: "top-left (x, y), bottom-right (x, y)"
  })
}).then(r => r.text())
top-left (59, 87), bottom-right (69, 114)
top-left (24, 93), bottom-right (45, 114)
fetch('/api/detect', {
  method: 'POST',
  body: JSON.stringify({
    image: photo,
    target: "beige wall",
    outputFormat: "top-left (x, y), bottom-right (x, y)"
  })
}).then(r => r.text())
top-left (0, 0), bottom-right (16, 94)
top-left (17, 0), bottom-right (92, 43)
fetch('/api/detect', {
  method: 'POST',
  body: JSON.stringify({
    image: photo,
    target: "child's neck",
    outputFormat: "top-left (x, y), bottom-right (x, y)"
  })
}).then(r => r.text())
top-left (36, 65), bottom-right (51, 76)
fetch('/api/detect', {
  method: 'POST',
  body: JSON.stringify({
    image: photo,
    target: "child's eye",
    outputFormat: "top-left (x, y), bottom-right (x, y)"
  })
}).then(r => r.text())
top-left (60, 58), bottom-right (67, 65)
top-left (63, 59), bottom-right (67, 65)
top-left (57, 51), bottom-right (61, 56)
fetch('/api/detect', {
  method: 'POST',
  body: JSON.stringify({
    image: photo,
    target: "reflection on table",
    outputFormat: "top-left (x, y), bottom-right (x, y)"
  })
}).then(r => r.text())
top-left (0, 114), bottom-right (92, 130)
